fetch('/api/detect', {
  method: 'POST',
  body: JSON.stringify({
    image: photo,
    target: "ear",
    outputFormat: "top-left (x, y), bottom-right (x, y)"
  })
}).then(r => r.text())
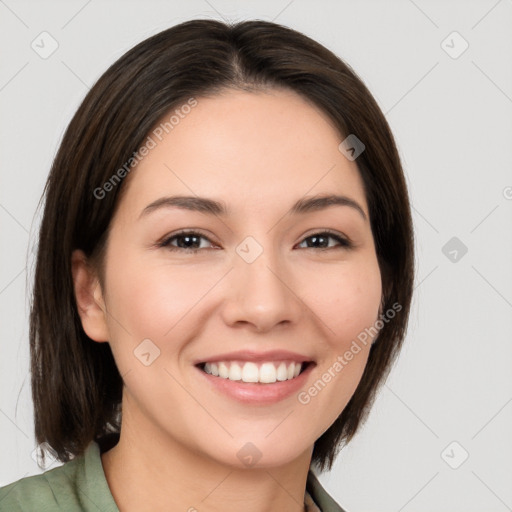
top-left (71, 249), bottom-right (110, 342)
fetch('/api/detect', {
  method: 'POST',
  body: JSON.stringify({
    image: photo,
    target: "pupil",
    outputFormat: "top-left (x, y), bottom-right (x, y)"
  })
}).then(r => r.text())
top-left (179, 235), bottom-right (199, 248)
top-left (309, 235), bottom-right (326, 247)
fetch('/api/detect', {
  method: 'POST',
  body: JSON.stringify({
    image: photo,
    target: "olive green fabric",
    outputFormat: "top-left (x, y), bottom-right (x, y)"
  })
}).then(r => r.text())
top-left (0, 441), bottom-right (346, 511)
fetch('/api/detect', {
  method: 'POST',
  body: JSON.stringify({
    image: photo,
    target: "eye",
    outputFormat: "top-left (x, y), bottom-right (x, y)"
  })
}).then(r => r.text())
top-left (158, 231), bottom-right (216, 252)
top-left (158, 229), bottom-right (352, 253)
top-left (296, 230), bottom-right (352, 250)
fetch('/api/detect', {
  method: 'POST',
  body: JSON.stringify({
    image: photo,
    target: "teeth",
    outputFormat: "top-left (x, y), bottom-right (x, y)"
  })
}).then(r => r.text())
top-left (242, 362), bottom-right (259, 382)
top-left (259, 362), bottom-right (276, 383)
top-left (228, 362), bottom-right (242, 381)
top-left (276, 362), bottom-right (288, 381)
top-left (218, 362), bottom-right (229, 379)
top-left (202, 360), bottom-right (304, 383)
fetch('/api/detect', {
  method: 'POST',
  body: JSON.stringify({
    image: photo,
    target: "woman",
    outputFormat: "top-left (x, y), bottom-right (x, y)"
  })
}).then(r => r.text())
top-left (0, 18), bottom-right (414, 512)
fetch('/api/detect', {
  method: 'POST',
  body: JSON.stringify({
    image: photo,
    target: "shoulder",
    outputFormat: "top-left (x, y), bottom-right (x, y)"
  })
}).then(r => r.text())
top-left (0, 471), bottom-right (59, 511)
top-left (0, 457), bottom-right (81, 511)
top-left (0, 441), bottom-right (118, 512)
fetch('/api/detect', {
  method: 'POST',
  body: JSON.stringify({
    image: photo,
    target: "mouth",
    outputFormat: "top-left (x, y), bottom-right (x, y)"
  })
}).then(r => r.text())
top-left (195, 360), bottom-right (314, 384)
top-left (192, 350), bottom-right (316, 404)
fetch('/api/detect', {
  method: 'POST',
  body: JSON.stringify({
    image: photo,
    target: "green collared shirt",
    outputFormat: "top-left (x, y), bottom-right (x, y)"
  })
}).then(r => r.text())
top-left (0, 441), bottom-right (346, 511)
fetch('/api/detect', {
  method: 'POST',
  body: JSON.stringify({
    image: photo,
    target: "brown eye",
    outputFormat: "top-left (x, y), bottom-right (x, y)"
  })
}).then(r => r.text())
top-left (158, 229), bottom-right (352, 253)
top-left (297, 231), bottom-right (352, 250)
top-left (159, 231), bottom-right (214, 252)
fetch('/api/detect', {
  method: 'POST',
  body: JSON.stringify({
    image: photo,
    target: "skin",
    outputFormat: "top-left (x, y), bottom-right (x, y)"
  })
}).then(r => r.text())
top-left (72, 88), bottom-right (382, 512)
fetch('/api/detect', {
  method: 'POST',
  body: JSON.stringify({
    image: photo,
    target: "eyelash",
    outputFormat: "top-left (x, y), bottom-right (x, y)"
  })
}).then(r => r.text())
top-left (157, 229), bottom-right (353, 253)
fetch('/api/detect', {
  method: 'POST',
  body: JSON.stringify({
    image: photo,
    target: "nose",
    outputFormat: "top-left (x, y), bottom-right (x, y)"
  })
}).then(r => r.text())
top-left (220, 239), bottom-right (304, 333)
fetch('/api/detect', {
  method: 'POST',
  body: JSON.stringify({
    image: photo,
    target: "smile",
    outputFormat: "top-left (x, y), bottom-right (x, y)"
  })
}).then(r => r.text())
top-left (199, 360), bottom-right (309, 384)
top-left (195, 360), bottom-right (315, 404)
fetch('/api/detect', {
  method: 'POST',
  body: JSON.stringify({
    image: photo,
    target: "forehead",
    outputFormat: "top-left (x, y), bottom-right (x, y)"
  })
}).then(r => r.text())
top-left (116, 88), bottom-right (368, 222)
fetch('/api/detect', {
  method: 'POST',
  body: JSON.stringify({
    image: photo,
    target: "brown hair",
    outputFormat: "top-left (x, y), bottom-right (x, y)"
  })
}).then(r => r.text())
top-left (30, 18), bottom-right (414, 472)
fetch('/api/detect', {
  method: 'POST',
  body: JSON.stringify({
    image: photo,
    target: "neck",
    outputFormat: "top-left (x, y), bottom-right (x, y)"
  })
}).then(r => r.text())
top-left (100, 399), bottom-right (313, 512)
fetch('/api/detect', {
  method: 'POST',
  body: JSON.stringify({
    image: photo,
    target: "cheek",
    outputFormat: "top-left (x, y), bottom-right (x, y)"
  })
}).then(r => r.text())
top-left (300, 255), bottom-right (382, 348)
top-left (105, 248), bottom-right (382, 345)
top-left (296, 259), bottom-right (381, 430)
top-left (103, 251), bottom-right (219, 353)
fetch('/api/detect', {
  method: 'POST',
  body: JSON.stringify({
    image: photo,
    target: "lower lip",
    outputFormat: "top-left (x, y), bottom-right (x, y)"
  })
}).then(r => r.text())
top-left (195, 363), bottom-right (315, 405)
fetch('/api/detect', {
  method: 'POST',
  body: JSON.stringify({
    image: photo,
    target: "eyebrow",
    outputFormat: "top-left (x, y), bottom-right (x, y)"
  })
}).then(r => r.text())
top-left (139, 194), bottom-right (367, 221)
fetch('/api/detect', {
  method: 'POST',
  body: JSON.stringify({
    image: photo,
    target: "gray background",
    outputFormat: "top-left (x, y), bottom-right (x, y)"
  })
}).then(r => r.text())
top-left (1, 1), bottom-right (511, 511)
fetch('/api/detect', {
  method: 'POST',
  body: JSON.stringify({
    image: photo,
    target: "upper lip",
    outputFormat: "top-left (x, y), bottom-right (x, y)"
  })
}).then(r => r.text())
top-left (194, 350), bottom-right (314, 365)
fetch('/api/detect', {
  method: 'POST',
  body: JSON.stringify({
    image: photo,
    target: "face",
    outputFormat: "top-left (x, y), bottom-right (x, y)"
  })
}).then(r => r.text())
top-left (74, 88), bottom-right (382, 469)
